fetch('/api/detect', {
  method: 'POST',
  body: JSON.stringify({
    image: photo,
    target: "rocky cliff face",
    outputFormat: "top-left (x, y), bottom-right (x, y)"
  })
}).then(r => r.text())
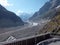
top-left (39, 7), bottom-right (60, 34)
top-left (0, 5), bottom-right (24, 28)
top-left (29, 0), bottom-right (60, 22)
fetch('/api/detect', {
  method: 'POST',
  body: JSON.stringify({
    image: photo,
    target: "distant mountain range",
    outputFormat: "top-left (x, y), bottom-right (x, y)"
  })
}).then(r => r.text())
top-left (19, 13), bottom-right (33, 21)
top-left (0, 5), bottom-right (24, 28)
top-left (29, 0), bottom-right (60, 22)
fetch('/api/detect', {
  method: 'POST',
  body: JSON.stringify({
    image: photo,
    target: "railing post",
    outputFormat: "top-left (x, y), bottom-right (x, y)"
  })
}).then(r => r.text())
top-left (26, 40), bottom-right (27, 45)
top-left (21, 41), bottom-right (22, 45)
top-left (35, 36), bottom-right (37, 45)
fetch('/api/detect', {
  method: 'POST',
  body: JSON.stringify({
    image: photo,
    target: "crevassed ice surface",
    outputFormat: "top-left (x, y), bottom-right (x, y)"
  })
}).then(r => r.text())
top-left (5, 36), bottom-right (16, 42)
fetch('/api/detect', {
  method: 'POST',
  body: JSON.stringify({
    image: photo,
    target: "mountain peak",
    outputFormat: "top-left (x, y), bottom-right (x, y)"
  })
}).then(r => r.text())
top-left (0, 5), bottom-right (24, 28)
top-left (0, 4), bottom-right (7, 11)
top-left (29, 0), bottom-right (60, 22)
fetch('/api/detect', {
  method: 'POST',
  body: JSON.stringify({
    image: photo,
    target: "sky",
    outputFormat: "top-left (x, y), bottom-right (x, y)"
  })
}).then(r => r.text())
top-left (0, 0), bottom-right (49, 16)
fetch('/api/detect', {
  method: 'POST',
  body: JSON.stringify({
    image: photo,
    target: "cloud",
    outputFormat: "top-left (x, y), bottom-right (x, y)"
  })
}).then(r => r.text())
top-left (16, 10), bottom-right (24, 16)
top-left (0, 0), bottom-right (13, 7)
top-left (15, 10), bottom-right (33, 16)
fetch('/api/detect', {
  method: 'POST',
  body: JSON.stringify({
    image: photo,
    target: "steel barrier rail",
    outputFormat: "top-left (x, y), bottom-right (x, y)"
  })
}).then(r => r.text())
top-left (37, 38), bottom-right (60, 45)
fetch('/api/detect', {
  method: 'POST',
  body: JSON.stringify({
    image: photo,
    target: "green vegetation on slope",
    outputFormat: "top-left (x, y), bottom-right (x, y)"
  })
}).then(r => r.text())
top-left (39, 12), bottom-right (60, 34)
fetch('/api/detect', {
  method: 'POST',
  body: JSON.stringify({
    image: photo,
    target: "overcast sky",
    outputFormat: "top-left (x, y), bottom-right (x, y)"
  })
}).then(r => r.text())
top-left (0, 0), bottom-right (49, 16)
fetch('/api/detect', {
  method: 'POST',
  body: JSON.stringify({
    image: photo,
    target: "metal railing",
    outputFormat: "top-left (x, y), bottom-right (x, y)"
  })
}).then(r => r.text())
top-left (0, 32), bottom-right (51, 45)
